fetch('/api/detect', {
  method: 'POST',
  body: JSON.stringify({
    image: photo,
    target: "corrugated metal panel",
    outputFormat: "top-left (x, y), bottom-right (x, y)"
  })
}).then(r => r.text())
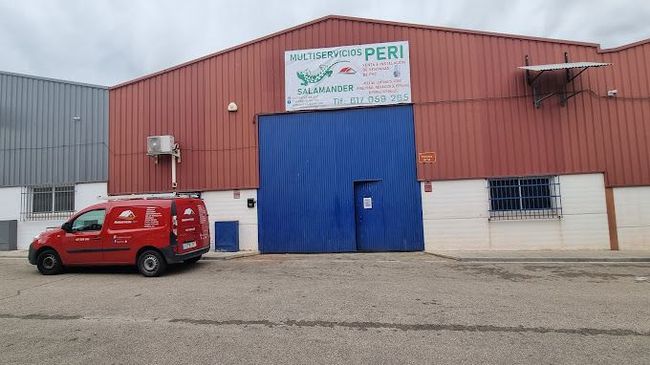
top-left (109, 16), bottom-right (650, 194)
top-left (257, 105), bottom-right (423, 253)
top-left (0, 71), bottom-right (108, 186)
top-left (519, 62), bottom-right (611, 71)
top-left (415, 39), bottom-right (650, 188)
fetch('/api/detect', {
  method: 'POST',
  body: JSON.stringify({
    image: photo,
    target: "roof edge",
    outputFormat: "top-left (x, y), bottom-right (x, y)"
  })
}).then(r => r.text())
top-left (111, 15), bottom-right (648, 90)
top-left (0, 70), bottom-right (108, 89)
top-left (598, 37), bottom-right (650, 53)
top-left (333, 15), bottom-right (600, 47)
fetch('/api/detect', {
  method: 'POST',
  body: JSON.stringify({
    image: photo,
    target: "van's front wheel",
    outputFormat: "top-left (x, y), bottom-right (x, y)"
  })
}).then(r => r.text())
top-left (137, 250), bottom-right (167, 277)
top-left (37, 250), bottom-right (63, 275)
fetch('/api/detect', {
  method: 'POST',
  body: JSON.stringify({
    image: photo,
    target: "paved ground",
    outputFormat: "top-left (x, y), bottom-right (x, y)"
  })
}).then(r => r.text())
top-left (0, 253), bottom-right (649, 364)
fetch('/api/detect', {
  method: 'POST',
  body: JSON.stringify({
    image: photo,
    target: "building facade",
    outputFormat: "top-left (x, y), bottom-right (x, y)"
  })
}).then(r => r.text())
top-left (0, 71), bottom-right (108, 249)
top-left (108, 16), bottom-right (650, 252)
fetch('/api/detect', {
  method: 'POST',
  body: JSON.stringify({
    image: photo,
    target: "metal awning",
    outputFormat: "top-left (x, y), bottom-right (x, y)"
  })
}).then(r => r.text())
top-left (519, 61), bottom-right (611, 72)
top-left (520, 54), bottom-right (612, 108)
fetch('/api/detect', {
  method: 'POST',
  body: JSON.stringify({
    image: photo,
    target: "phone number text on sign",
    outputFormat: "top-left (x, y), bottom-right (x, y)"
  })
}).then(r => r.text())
top-left (285, 41), bottom-right (412, 111)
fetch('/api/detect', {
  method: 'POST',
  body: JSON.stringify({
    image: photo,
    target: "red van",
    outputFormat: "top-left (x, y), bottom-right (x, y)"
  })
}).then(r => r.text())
top-left (28, 197), bottom-right (210, 277)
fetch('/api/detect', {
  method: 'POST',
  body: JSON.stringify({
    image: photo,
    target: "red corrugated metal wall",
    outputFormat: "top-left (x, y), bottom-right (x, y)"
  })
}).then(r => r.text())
top-left (109, 16), bottom-right (650, 194)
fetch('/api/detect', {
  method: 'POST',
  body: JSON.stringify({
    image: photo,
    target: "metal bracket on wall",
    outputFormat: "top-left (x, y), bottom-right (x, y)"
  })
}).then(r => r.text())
top-left (149, 144), bottom-right (181, 188)
top-left (170, 144), bottom-right (181, 189)
top-left (521, 54), bottom-right (610, 109)
top-left (559, 52), bottom-right (587, 107)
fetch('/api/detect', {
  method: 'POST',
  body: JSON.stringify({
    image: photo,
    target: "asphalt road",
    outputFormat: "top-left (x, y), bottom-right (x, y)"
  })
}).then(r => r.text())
top-left (1, 253), bottom-right (649, 364)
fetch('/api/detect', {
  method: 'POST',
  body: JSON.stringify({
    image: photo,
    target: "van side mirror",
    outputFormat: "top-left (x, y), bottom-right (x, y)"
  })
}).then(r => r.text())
top-left (61, 222), bottom-right (72, 233)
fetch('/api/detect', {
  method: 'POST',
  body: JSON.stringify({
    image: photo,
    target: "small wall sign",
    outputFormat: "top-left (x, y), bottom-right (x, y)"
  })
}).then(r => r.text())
top-left (419, 152), bottom-right (437, 164)
top-left (363, 197), bottom-right (373, 209)
top-left (424, 181), bottom-right (432, 192)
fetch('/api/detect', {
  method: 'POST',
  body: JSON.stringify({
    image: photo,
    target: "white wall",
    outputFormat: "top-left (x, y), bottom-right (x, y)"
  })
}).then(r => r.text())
top-left (614, 186), bottom-right (650, 250)
top-left (422, 174), bottom-right (610, 251)
top-left (1, 184), bottom-right (257, 251)
top-left (0, 183), bottom-right (108, 249)
top-left (202, 189), bottom-right (258, 251)
top-left (17, 221), bottom-right (63, 249)
top-left (75, 182), bottom-right (108, 210)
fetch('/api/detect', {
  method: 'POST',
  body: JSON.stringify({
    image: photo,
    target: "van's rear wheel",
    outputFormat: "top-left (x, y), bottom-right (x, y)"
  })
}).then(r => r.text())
top-left (184, 255), bottom-right (202, 264)
top-left (37, 250), bottom-right (63, 275)
top-left (137, 250), bottom-right (167, 277)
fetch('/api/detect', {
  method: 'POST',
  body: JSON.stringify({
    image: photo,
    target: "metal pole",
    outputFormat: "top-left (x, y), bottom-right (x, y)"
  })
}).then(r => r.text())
top-left (171, 155), bottom-right (177, 189)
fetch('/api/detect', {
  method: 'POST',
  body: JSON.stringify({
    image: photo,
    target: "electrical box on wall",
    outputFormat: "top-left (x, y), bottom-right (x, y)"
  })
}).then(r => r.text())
top-left (247, 198), bottom-right (256, 208)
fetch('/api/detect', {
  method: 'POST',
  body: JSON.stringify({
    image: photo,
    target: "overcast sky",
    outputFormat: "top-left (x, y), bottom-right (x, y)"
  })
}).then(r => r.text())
top-left (1, 0), bottom-right (649, 86)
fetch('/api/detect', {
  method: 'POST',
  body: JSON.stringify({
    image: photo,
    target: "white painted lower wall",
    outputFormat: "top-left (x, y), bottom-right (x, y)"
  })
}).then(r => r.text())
top-left (8, 180), bottom-right (643, 253)
top-left (613, 186), bottom-right (650, 250)
top-left (0, 182), bottom-right (107, 249)
top-left (75, 183), bottom-right (108, 211)
top-left (422, 174), bottom-right (611, 251)
top-left (202, 189), bottom-right (258, 251)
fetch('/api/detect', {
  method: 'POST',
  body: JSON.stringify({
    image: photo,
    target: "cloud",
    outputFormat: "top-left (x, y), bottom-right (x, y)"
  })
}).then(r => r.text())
top-left (0, 0), bottom-right (648, 86)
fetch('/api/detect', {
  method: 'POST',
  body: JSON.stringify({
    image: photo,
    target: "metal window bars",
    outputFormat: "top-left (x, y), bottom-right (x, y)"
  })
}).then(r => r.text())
top-left (21, 185), bottom-right (75, 221)
top-left (487, 176), bottom-right (562, 221)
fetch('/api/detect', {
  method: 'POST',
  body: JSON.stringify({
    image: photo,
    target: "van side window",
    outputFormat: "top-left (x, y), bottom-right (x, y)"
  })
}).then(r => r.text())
top-left (71, 209), bottom-right (106, 232)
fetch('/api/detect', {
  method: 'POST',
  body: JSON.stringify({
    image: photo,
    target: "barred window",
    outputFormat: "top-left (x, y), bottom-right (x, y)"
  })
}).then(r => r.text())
top-left (488, 176), bottom-right (561, 220)
top-left (21, 185), bottom-right (75, 221)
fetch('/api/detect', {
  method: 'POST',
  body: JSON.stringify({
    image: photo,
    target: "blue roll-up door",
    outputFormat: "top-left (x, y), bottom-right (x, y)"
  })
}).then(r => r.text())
top-left (258, 105), bottom-right (424, 253)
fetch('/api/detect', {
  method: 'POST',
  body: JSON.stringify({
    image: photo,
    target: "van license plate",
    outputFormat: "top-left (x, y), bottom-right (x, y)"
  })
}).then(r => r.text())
top-left (182, 241), bottom-right (197, 250)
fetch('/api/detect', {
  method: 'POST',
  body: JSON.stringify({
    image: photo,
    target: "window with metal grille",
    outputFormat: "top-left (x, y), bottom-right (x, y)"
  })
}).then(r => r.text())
top-left (21, 185), bottom-right (75, 221)
top-left (488, 176), bottom-right (561, 220)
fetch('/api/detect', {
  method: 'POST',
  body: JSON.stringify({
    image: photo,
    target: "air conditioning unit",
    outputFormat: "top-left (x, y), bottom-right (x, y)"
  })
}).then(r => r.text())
top-left (147, 135), bottom-right (175, 156)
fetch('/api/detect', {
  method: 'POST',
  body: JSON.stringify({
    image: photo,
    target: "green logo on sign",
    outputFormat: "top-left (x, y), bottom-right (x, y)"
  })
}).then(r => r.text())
top-left (296, 61), bottom-right (348, 86)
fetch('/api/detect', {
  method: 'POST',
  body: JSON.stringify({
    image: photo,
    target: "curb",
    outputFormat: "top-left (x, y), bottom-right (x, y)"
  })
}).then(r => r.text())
top-left (459, 258), bottom-right (650, 263)
top-left (426, 252), bottom-right (461, 261)
top-left (0, 251), bottom-right (27, 259)
top-left (201, 252), bottom-right (260, 261)
top-left (427, 253), bottom-right (650, 263)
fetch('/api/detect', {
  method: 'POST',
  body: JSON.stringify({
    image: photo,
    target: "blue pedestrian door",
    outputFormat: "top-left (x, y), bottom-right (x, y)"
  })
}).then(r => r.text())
top-left (258, 105), bottom-right (424, 253)
top-left (354, 181), bottom-right (386, 251)
top-left (214, 221), bottom-right (239, 252)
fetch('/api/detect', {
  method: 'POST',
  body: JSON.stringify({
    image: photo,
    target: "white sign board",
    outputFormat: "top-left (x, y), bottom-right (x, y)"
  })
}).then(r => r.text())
top-left (363, 197), bottom-right (373, 209)
top-left (285, 41), bottom-right (411, 111)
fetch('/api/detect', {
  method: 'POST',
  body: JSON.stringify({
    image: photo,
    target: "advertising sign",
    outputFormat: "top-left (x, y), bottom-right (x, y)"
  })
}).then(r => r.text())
top-left (285, 41), bottom-right (411, 111)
